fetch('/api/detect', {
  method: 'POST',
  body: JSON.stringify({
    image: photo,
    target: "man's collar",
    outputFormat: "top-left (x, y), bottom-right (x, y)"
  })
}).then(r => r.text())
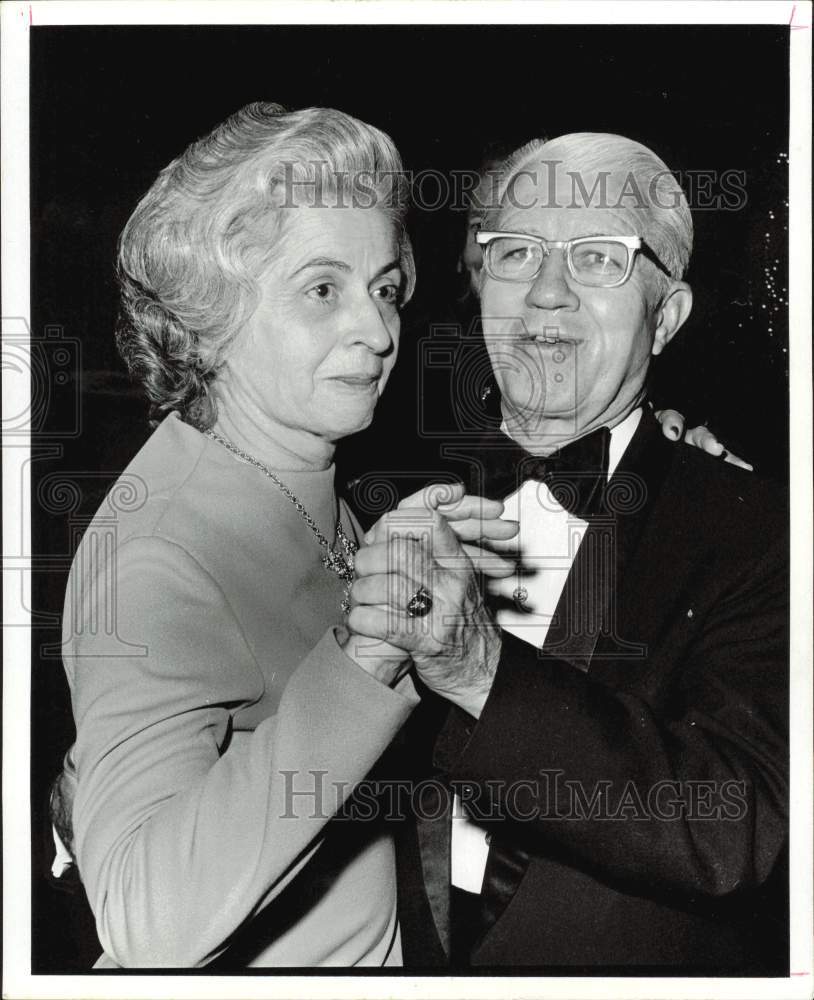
top-left (608, 408), bottom-right (643, 475)
top-left (497, 407), bottom-right (643, 478)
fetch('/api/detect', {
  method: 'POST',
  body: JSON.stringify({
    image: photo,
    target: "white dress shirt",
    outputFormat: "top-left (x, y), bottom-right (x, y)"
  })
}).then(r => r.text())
top-left (451, 409), bottom-right (643, 893)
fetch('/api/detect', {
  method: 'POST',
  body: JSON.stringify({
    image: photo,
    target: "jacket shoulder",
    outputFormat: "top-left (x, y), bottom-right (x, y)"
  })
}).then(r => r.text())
top-left (655, 441), bottom-right (787, 562)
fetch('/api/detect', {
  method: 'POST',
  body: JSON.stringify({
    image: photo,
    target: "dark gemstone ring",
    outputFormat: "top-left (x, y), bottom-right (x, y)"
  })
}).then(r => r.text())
top-left (406, 585), bottom-right (433, 618)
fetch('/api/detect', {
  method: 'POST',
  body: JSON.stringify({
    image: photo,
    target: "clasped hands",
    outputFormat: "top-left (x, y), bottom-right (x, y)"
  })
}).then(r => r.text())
top-left (340, 483), bottom-right (517, 718)
top-left (338, 411), bottom-right (749, 707)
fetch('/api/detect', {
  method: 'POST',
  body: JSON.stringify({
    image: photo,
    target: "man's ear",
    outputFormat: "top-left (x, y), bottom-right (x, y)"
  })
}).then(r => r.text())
top-left (651, 282), bottom-right (693, 356)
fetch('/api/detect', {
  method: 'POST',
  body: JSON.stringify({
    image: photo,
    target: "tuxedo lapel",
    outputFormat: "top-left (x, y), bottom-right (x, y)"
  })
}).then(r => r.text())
top-left (605, 409), bottom-right (673, 571)
top-left (415, 796), bottom-right (452, 959)
top-left (416, 699), bottom-right (477, 961)
top-left (539, 519), bottom-right (611, 672)
top-left (543, 409), bottom-right (673, 668)
top-left (476, 411), bottom-right (674, 948)
top-left (590, 409), bottom-right (675, 663)
top-left (474, 835), bottom-right (530, 952)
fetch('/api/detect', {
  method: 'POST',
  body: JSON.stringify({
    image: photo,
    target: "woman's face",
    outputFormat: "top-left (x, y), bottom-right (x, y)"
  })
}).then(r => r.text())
top-left (223, 205), bottom-right (403, 444)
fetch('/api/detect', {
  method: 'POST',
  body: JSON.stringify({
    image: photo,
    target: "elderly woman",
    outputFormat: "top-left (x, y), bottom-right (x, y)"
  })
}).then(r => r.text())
top-left (54, 101), bottom-right (503, 969)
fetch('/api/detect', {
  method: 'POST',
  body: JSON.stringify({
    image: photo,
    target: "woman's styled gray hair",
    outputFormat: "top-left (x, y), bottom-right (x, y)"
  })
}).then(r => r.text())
top-left (483, 132), bottom-right (693, 297)
top-left (116, 102), bottom-right (415, 428)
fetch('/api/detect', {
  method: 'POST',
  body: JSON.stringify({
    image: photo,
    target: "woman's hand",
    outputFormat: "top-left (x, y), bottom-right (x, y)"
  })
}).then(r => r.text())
top-left (336, 625), bottom-right (412, 688)
top-left (352, 505), bottom-right (501, 718)
top-left (655, 408), bottom-right (754, 470)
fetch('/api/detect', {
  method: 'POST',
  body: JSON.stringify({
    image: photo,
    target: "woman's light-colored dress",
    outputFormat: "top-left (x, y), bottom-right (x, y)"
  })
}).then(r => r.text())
top-left (59, 413), bottom-right (418, 968)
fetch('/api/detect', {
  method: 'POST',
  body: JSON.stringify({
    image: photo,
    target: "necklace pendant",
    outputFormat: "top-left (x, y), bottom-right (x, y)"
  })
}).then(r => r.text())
top-left (336, 524), bottom-right (358, 559)
top-left (205, 431), bottom-right (357, 617)
top-left (323, 551), bottom-right (353, 582)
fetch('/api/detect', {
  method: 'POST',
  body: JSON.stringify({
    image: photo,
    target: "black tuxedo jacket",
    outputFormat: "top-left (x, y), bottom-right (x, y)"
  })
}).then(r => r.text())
top-left (397, 410), bottom-right (789, 973)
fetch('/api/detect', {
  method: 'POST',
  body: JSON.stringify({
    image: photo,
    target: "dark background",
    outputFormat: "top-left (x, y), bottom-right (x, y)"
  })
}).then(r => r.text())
top-left (29, 25), bottom-right (790, 972)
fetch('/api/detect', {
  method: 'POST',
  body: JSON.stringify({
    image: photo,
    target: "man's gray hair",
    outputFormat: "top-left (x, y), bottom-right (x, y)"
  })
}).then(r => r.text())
top-left (116, 102), bottom-right (414, 428)
top-left (484, 132), bottom-right (693, 292)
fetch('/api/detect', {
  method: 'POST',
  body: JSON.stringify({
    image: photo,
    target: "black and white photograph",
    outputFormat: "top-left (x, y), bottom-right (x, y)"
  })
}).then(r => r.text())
top-left (2, 1), bottom-right (812, 997)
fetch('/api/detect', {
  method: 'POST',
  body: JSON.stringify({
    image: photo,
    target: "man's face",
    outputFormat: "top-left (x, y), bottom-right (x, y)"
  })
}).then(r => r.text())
top-left (480, 165), bottom-right (666, 449)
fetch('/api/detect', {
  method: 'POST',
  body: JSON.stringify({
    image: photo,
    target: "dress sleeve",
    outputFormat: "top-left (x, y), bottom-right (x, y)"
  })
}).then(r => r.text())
top-left (67, 534), bottom-right (418, 967)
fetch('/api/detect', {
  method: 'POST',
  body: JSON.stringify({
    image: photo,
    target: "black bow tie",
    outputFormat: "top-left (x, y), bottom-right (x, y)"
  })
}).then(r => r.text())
top-left (472, 426), bottom-right (611, 519)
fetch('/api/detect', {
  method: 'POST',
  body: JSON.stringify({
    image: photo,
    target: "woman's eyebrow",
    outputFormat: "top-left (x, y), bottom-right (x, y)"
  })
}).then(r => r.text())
top-left (291, 256), bottom-right (352, 276)
top-left (290, 257), bottom-right (401, 279)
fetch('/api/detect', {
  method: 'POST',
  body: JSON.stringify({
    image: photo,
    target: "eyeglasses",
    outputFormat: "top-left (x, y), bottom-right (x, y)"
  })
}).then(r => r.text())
top-left (475, 231), bottom-right (671, 288)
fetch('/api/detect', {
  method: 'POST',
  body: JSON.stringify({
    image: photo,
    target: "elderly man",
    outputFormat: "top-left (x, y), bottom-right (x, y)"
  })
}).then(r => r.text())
top-left (349, 133), bottom-right (788, 971)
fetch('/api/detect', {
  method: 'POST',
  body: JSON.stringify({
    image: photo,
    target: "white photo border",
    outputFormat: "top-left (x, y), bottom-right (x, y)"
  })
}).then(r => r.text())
top-left (3, 2), bottom-right (811, 998)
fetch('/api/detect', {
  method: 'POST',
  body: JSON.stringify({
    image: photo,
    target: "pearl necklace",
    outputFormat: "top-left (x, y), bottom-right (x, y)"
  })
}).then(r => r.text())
top-left (205, 429), bottom-right (357, 614)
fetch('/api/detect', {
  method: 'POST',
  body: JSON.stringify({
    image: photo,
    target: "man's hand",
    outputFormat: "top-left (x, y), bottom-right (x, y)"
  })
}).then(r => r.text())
top-left (373, 482), bottom-right (519, 578)
top-left (655, 408), bottom-right (754, 470)
top-left (351, 505), bottom-right (501, 719)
